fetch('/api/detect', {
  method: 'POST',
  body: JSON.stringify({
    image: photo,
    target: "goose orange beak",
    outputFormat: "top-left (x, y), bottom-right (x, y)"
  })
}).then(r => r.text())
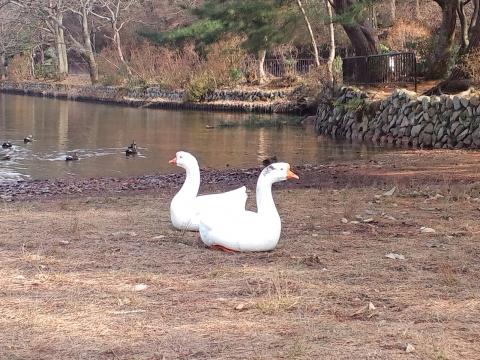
top-left (169, 157), bottom-right (176, 165)
top-left (287, 169), bottom-right (299, 180)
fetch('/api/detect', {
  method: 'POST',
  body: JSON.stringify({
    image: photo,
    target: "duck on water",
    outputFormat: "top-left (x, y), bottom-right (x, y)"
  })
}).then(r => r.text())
top-left (126, 141), bottom-right (138, 156)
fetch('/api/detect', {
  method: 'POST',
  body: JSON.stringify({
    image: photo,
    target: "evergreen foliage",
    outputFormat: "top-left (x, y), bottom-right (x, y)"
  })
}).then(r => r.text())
top-left (141, 0), bottom-right (300, 54)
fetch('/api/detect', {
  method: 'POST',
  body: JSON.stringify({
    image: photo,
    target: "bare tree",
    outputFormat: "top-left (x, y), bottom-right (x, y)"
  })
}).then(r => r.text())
top-left (296, 0), bottom-right (320, 67)
top-left (390, 0), bottom-right (395, 24)
top-left (92, 0), bottom-right (139, 77)
top-left (66, 0), bottom-right (99, 83)
top-left (325, 0), bottom-right (335, 86)
top-left (9, 0), bottom-right (69, 78)
top-left (0, 5), bottom-right (32, 78)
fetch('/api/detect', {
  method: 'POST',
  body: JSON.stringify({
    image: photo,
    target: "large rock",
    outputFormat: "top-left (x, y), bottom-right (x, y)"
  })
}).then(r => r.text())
top-left (411, 124), bottom-right (423, 137)
top-left (457, 128), bottom-right (469, 141)
top-left (424, 123), bottom-right (434, 134)
top-left (453, 96), bottom-right (462, 110)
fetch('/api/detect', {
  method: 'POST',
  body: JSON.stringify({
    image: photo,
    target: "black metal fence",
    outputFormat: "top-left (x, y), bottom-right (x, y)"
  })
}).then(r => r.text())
top-left (263, 58), bottom-right (317, 77)
top-left (343, 52), bottom-right (417, 89)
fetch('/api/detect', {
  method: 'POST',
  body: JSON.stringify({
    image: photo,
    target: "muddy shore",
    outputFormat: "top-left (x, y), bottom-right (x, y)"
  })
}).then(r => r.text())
top-left (2, 149), bottom-right (480, 201)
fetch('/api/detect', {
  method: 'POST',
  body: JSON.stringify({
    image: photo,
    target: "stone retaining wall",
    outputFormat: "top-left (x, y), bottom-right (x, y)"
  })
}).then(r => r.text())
top-left (315, 87), bottom-right (480, 148)
top-left (0, 81), bottom-right (298, 114)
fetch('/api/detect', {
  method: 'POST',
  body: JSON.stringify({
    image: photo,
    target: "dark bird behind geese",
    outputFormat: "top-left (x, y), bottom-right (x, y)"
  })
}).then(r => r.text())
top-left (24, 135), bottom-right (33, 143)
top-left (262, 156), bottom-right (278, 167)
top-left (2, 142), bottom-right (12, 149)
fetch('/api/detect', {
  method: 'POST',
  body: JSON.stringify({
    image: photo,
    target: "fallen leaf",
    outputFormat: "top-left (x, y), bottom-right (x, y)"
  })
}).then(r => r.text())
top-left (420, 227), bottom-right (436, 233)
top-left (405, 343), bottom-right (415, 353)
top-left (363, 218), bottom-right (374, 223)
top-left (385, 253), bottom-right (406, 260)
top-left (341, 218), bottom-right (348, 224)
top-left (152, 235), bottom-right (165, 240)
top-left (368, 302), bottom-right (376, 311)
top-left (383, 187), bottom-right (397, 197)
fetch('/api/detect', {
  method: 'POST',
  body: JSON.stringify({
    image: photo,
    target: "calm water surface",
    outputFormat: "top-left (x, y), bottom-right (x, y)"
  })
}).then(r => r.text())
top-left (1, 93), bottom-right (385, 183)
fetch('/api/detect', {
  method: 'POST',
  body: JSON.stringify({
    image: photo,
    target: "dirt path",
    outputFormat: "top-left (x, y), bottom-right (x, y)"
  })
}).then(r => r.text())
top-left (1, 150), bottom-right (480, 359)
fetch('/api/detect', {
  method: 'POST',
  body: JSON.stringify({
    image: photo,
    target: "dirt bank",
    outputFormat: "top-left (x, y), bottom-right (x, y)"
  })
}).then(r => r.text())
top-left (1, 150), bottom-right (480, 359)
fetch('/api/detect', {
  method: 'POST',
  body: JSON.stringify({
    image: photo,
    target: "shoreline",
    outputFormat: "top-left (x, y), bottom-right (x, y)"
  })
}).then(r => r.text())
top-left (0, 80), bottom-right (305, 114)
top-left (3, 149), bottom-right (480, 201)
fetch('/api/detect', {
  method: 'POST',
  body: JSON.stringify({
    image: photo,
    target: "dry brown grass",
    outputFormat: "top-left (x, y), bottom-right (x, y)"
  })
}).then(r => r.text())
top-left (1, 152), bottom-right (480, 358)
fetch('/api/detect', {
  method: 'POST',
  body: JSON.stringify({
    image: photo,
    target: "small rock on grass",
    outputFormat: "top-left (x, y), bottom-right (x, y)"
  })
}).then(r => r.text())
top-left (385, 253), bottom-right (406, 260)
top-left (341, 218), bottom-right (348, 224)
top-left (420, 227), bottom-right (436, 233)
top-left (234, 303), bottom-right (247, 311)
top-left (132, 284), bottom-right (148, 291)
top-left (368, 302), bottom-right (376, 311)
top-left (405, 343), bottom-right (415, 353)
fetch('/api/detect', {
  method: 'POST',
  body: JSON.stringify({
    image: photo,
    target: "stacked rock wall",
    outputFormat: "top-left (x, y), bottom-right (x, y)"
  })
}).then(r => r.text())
top-left (315, 87), bottom-right (480, 148)
top-left (0, 81), bottom-right (298, 114)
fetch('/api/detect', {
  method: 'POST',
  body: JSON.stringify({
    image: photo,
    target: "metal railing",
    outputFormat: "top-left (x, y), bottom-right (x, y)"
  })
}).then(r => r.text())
top-left (263, 58), bottom-right (317, 77)
top-left (343, 52), bottom-right (417, 90)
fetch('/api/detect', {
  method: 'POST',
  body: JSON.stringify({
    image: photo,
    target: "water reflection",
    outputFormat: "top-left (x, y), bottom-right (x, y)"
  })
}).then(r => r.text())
top-left (0, 93), bottom-right (385, 182)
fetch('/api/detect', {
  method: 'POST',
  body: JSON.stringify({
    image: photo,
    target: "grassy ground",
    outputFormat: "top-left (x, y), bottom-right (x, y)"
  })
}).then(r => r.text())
top-left (1, 151), bottom-right (480, 359)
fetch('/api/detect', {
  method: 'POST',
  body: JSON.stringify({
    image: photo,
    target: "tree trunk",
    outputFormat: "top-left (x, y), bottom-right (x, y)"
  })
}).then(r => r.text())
top-left (325, 0), bottom-right (335, 86)
top-left (458, 1), bottom-right (469, 52)
top-left (54, 21), bottom-right (68, 78)
top-left (0, 52), bottom-right (6, 79)
top-left (427, 0), bottom-right (458, 79)
top-left (425, 7), bottom-right (480, 94)
top-left (296, 0), bottom-right (320, 67)
top-left (113, 29), bottom-right (132, 76)
top-left (415, 0), bottom-right (421, 19)
top-left (258, 49), bottom-right (267, 84)
top-left (81, 7), bottom-right (99, 84)
top-left (390, 0), bottom-right (396, 24)
top-left (370, 4), bottom-right (377, 29)
top-left (332, 0), bottom-right (378, 56)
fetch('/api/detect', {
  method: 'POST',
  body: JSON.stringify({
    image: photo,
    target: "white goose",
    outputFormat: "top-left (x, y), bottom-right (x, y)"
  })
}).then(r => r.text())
top-left (199, 162), bottom-right (299, 252)
top-left (169, 151), bottom-right (247, 231)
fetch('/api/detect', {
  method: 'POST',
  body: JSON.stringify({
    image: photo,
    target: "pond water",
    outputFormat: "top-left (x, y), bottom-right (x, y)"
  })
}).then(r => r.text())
top-left (1, 93), bottom-right (384, 183)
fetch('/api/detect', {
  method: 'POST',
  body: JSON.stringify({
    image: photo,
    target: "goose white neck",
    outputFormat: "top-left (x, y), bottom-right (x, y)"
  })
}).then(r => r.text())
top-left (178, 160), bottom-right (200, 198)
top-left (256, 175), bottom-right (279, 218)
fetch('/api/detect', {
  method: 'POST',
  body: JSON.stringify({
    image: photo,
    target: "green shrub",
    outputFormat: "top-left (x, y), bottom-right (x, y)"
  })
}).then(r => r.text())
top-left (185, 72), bottom-right (216, 102)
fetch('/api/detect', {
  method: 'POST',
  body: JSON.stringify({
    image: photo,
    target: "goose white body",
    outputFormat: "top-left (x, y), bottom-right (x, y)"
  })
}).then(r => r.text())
top-left (199, 162), bottom-right (298, 252)
top-left (169, 151), bottom-right (247, 231)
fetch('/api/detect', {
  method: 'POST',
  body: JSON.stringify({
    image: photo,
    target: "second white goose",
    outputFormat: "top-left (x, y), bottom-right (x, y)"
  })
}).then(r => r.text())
top-left (169, 151), bottom-right (247, 231)
top-left (199, 162), bottom-right (299, 252)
